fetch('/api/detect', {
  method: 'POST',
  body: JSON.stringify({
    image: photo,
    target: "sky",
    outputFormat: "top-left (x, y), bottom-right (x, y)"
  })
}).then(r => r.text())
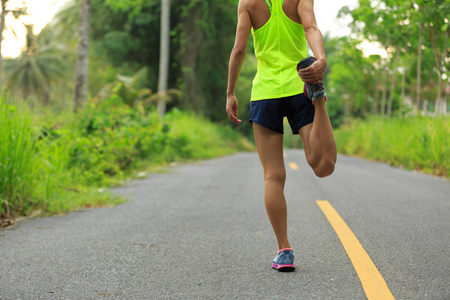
top-left (314, 0), bottom-right (358, 38)
top-left (2, 0), bottom-right (70, 57)
top-left (314, 0), bottom-right (387, 57)
top-left (2, 0), bottom-right (385, 58)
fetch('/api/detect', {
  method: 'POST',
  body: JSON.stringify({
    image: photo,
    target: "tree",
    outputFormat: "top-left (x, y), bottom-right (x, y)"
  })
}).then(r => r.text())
top-left (89, 0), bottom-right (238, 121)
top-left (157, 0), bottom-right (170, 117)
top-left (73, 0), bottom-right (91, 113)
top-left (342, 0), bottom-right (449, 117)
top-left (421, 0), bottom-right (449, 115)
top-left (0, 0), bottom-right (26, 88)
top-left (3, 25), bottom-right (66, 105)
top-left (0, 0), bottom-right (7, 88)
top-left (325, 37), bottom-right (374, 123)
top-left (175, 0), bottom-right (237, 120)
top-left (414, 2), bottom-right (424, 114)
top-left (178, 1), bottom-right (204, 112)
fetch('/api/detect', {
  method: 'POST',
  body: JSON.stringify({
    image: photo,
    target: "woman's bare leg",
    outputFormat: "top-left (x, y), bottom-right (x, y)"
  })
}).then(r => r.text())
top-left (253, 122), bottom-right (290, 250)
top-left (299, 97), bottom-right (337, 177)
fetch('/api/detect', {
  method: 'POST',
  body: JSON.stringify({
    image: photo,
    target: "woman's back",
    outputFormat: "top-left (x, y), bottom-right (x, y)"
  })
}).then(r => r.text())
top-left (245, 0), bottom-right (302, 30)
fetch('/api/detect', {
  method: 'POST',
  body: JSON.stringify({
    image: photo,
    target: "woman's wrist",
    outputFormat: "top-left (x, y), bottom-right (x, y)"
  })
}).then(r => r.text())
top-left (316, 57), bottom-right (327, 67)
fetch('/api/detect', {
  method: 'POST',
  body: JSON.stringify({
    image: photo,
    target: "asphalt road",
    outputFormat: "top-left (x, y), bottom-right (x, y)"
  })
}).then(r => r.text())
top-left (1, 150), bottom-right (449, 300)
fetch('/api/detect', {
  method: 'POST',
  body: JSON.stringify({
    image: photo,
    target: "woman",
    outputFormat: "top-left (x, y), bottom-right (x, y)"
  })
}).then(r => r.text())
top-left (226, 0), bottom-right (337, 272)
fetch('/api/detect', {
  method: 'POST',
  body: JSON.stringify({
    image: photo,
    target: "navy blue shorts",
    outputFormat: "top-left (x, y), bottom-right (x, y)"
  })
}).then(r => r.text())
top-left (249, 94), bottom-right (315, 134)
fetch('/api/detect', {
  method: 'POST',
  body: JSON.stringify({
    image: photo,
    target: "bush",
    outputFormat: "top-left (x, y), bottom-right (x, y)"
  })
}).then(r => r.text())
top-left (67, 95), bottom-right (167, 185)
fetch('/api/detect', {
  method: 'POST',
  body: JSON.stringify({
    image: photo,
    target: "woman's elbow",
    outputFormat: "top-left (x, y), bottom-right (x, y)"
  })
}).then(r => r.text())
top-left (303, 24), bottom-right (320, 34)
top-left (232, 46), bottom-right (246, 58)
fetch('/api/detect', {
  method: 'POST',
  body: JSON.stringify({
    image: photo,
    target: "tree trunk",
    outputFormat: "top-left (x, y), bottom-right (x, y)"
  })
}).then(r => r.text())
top-left (387, 50), bottom-right (400, 116)
top-left (0, 0), bottom-right (7, 89)
top-left (432, 28), bottom-right (447, 116)
top-left (179, 2), bottom-right (204, 112)
top-left (415, 31), bottom-right (423, 115)
top-left (157, 0), bottom-right (170, 117)
top-left (399, 65), bottom-right (407, 118)
top-left (73, 0), bottom-right (91, 113)
top-left (423, 100), bottom-right (428, 115)
top-left (435, 75), bottom-right (443, 116)
top-left (372, 72), bottom-right (380, 115)
top-left (381, 70), bottom-right (388, 117)
top-left (344, 97), bottom-right (350, 120)
top-left (444, 81), bottom-right (448, 115)
top-left (43, 90), bottom-right (50, 106)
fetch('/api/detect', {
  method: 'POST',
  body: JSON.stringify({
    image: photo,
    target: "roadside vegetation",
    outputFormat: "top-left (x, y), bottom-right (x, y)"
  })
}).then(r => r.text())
top-left (335, 117), bottom-right (449, 177)
top-left (0, 93), bottom-right (252, 219)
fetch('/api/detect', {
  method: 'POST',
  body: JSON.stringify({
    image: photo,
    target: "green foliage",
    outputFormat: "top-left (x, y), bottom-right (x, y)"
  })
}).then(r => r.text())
top-left (335, 116), bottom-right (450, 177)
top-left (105, 0), bottom-right (153, 17)
top-left (90, 0), bottom-right (162, 88)
top-left (88, 0), bottom-right (238, 120)
top-left (325, 37), bottom-right (375, 126)
top-left (65, 91), bottom-right (252, 187)
top-left (164, 109), bottom-right (252, 160)
top-left (3, 25), bottom-right (67, 105)
top-left (178, 0), bottom-right (238, 120)
top-left (69, 95), bottom-right (167, 185)
top-left (0, 92), bottom-right (124, 218)
top-left (0, 94), bottom-right (38, 216)
top-left (0, 90), bottom-right (252, 218)
top-left (338, 0), bottom-right (449, 117)
top-left (97, 67), bottom-right (155, 107)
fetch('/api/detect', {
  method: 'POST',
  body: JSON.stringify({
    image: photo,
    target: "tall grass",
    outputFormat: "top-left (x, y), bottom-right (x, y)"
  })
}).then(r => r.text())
top-left (335, 116), bottom-right (449, 177)
top-left (0, 95), bottom-right (37, 216)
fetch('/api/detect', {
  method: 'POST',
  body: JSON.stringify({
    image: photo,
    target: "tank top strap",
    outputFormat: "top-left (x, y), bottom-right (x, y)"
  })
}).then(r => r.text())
top-left (271, 0), bottom-right (285, 13)
top-left (264, 0), bottom-right (272, 11)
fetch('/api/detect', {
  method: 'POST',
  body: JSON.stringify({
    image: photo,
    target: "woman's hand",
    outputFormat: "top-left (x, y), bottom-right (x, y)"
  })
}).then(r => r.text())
top-left (298, 58), bottom-right (326, 84)
top-left (226, 94), bottom-right (242, 125)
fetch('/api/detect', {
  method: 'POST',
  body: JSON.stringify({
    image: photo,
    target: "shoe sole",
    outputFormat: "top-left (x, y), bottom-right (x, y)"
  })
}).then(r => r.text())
top-left (272, 263), bottom-right (296, 272)
top-left (297, 56), bottom-right (316, 71)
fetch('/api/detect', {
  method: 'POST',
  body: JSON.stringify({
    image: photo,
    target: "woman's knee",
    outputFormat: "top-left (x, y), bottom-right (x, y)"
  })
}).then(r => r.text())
top-left (313, 159), bottom-right (336, 178)
top-left (264, 170), bottom-right (286, 184)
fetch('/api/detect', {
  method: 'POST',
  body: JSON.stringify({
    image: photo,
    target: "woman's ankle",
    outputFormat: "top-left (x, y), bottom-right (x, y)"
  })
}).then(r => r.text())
top-left (278, 243), bottom-right (291, 251)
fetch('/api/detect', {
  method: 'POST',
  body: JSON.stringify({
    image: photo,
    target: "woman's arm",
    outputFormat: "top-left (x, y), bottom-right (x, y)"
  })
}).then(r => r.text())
top-left (226, 0), bottom-right (252, 124)
top-left (297, 0), bottom-right (327, 84)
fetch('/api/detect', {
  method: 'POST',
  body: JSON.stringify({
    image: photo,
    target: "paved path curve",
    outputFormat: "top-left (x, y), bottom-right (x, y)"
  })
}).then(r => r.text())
top-left (1, 150), bottom-right (449, 299)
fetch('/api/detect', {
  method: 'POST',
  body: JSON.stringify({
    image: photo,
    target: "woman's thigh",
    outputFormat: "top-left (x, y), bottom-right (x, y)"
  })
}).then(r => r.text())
top-left (253, 122), bottom-right (285, 178)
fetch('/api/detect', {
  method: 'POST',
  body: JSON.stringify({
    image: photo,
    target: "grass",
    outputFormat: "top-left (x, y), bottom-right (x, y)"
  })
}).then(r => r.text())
top-left (1, 93), bottom-right (253, 219)
top-left (334, 116), bottom-right (449, 177)
top-left (0, 97), bottom-right (37, 216)
top-left (165, 109), bottom-right (253, 160)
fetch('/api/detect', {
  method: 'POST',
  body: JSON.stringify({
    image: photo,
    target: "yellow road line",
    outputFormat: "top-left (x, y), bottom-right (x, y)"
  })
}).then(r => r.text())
top-left (288, 162), bottom-right (299, 170)
top-left (316, 200), bottom-right (395, 300)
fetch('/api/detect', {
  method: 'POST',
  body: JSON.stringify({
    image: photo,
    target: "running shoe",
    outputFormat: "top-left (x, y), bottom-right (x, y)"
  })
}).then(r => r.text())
top-left (272, 248), bottom-right (295, 272)
top-left (297, 56), bottom-right (327, 103)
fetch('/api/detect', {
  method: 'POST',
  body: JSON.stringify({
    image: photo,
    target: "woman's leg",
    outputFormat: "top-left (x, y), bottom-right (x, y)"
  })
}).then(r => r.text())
top-left (299, 97), bottom-right (337, 177)
top-left (253, 122), bottom-right (290, 250)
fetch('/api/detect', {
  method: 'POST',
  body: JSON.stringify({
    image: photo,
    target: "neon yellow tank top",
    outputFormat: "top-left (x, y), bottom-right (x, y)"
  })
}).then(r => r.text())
top-left (251, 0), bottom-right (308, 101)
